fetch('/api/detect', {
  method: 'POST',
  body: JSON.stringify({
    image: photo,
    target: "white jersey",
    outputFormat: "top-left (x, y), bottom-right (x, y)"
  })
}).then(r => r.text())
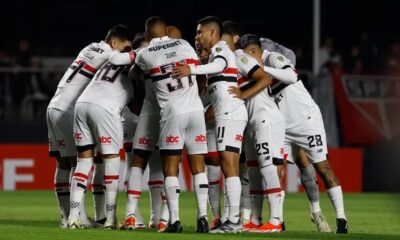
top-left (263, 51), bottom-right (320, 129)
top-left (207, 41), bottom-right (244, 118)
top-left (235, 50), bottom-right (282, 127)
top-left (76, 60), bottom-right (133, 118)
top-left (48, 41), bottom-right (112, 111)
top-left (135, 36), bottom-right (203, 120)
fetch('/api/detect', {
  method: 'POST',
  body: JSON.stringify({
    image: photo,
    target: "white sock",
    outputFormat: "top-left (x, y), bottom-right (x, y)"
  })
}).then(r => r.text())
top-left (160, 191), bottom-right (170, 222)
top-left (193, 172), bottom-right (209, 219)
top-left (221, 185), bottom-right (229, 223)
top-left (164, 176), bottom-right (180, 223)
top-left (54, 168), bottom-right (70, 221)
top-left (310, 201), bottom-right (322, 213)
top-left (92, 163), bottom-right (105, 221)
top-left (240, 166), bottom-right (251, 223)
top-left (279, 190), bottom-right (285, 222)
top-left (104, 157), bottom-right (120, 223)
top-left (134, 205), bottom-right (144, 224)
top-left (206, 165), bottom-right (221, 219)
top-left (125, 167), bottom-right (143, 217)
top-left (69, 157), bottom-right (93, 221)
top-left (327, 186), bottom-right (346, 219)
top-left (225, 176), bottom-right (241, 223)
top-left (148, 180), bottom-right (163, 224)
top-left (260, 164), bottom-right (281, 225)
top-left (248, 166), bottom-right (263, 225)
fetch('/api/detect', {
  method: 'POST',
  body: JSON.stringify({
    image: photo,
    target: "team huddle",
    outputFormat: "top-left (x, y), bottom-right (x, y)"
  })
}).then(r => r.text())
top-left (46, 16), bottom-right (348, 234)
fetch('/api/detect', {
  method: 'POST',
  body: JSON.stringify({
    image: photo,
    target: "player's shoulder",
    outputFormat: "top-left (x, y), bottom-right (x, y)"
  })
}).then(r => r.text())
top-left (263, 50), bottom-right (293, 68)
top-left (79, 41), bottom-right (112, 59)
top-left (235, 50), bottom-right (259, 68)
top-left (211, 41), bottom-right (231, 55)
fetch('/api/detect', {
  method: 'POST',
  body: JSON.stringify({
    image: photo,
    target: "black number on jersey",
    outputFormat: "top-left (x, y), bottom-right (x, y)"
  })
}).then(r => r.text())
top-left (217, 126), bottom-right (225, 139)
top-left (167, 78), bottom-right (184, 92)
top-left (255, 142), bottom-right (269, 156)
top-left (95, 62), bottom-right (126, 83)
top-left (66, 61), bottom-right (86, 83)
top-left (308, 134), bottom-right (323, 148)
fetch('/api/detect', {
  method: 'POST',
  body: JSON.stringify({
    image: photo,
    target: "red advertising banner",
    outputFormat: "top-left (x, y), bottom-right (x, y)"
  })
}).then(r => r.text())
top-left (0, 144), bottom-right (362, 192)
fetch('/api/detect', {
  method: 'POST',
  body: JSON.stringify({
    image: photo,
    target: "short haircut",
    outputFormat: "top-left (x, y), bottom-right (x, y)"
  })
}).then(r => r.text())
top-left (222, 20), bottom-right (242, 37)
top-left (145, 16), bottom-right (167, 34)
top-left (236, 34), bottom-right (261, 49)
top-left (197, 16), bottom-right (223, 37)
top-left (132, 32), bottom-right (146, 49)
top-left (105, 25), bottom-right (132, 43)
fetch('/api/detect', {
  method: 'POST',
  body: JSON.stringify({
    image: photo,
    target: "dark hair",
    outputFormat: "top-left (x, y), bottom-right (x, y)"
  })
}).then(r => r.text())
top-left (197, 16), bottom-right (223, 37)
top-left (145, 16), bottom-right (167, 33)
top-left (132, 32), bottom-right (146, 49)
top-left (105, 25), bottom-right (133, 43)
top-left (222, 20), bottom-right (241, 37)
top-left (236, 34), bottom-right (261, 49)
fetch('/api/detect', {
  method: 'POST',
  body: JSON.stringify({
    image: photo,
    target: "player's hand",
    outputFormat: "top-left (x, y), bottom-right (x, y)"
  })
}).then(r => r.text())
top-left (228, 86), bottom-right (243, 99)
top-left (172, 64), bottom-right (191, 78)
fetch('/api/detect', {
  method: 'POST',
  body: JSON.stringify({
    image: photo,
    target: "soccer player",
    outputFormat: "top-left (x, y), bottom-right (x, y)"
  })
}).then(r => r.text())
top-left (129, 16), bottom-right (209, 233)
top-left (68, 25), bottom-right (133, 229)
top-left (223, 32), bottom-right (285, 233)
top-left (46, 25), bottom-right (131, 228)
top-left (239, 34), bottom-right (348, 234)
top-left (173, 16), bottom-right (248, 233)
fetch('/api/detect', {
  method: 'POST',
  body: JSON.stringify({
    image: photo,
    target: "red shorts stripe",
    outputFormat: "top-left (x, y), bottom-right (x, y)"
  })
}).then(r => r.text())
top-left (250, 190), bottom-right (265, 195)
top-left (73, 172), bottom-right (88, 180)
top-left (54, 182), bottom-right (69, 187)
top-left (209, 180), bottom-right (220, 186)
top-left (127, 190), bottom-right (141, 196)
top-left (265, 188), bottom-right (282, 194)
top-left (104, 175), bottom-right (119, 180)
top-left (148, 180), bottom-right (164, 186)
top-left (246, 160), bottom-right (259, 167)
top-left (206, 152), bottom-right (219, 158)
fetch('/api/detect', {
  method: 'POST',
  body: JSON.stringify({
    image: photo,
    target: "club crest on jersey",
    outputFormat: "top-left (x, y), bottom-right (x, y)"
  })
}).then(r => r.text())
top-left (277, 55), bottom-right (285, 62)
top-left (216, 47), bottom-right (222, 52)
top-left (240, 56), bottom-right (248, 64)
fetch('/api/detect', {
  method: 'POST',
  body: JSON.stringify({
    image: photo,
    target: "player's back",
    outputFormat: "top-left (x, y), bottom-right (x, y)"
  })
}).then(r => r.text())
top-left (235, 50), bottom-right (281, 125)
top-left (207, 41), bottom-right (244, 118)
top-left (77, 60), bottom-right (133, 117)
top-left (136, 37), bottom-right (203, 120)
top-left (48, 41), bottom-right (112, 111)
top-left (263, 51), bottom-right (319, 129)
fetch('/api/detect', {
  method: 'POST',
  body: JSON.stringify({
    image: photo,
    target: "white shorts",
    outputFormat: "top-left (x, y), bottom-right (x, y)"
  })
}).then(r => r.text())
top-left (215, 119), bottom-right (247, 154)
top-left (46, 108), bottom-right (76, 157)
top-left (132, 113), bottom-right (160, 152)
top-left (205, 119), bottom-right (218, 157)
top-left (245, 118), bottom-right (285, 168)
top-left (159, 111), bottom-right (207, 155)
top-left (74, 102), bottom-right (123, 155)
top-left (284, 111), bottom-right (328, 164)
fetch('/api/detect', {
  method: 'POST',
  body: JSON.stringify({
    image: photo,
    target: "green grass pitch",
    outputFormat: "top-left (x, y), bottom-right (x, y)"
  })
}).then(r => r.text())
top-left (0, 191), bottom-right (399, 240)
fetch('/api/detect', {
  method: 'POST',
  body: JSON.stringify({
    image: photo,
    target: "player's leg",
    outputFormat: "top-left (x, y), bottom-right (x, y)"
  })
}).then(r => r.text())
top-left (204, 120), bottom-right (222, 229)
top-left (123, 114), bottom-right (159, 229)
top-left (243, 137), bottom-right (263, 232)
top-left (210, 118), bottom-right (246, 233)
top-left (47, 109), bottom-right (71, 228)
top-left (92, 154), bottom-right (106, 224)
top-left (68, 103), bottom-right (95, 228)
top-left (185, 110), bottom-right (209, 233)
top-left (252, 124), bottom-right (282, 233)
top-left (297, 112), bottom-right (347, 234)
top-left (239, 151), bottom-right (251, 225)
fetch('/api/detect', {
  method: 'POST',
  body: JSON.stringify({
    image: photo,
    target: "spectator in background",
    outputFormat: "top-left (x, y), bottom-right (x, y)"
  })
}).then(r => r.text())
top-left (384, 41), bottom-right (400, 76)
top-left (343, 45), bottom-right (363, 74)
top-left (0, 48), bottom-right (12, 118)
top-left (319, 37), bottom-right (334, 71)
top-left (359, 32), bottom-right (379, 74)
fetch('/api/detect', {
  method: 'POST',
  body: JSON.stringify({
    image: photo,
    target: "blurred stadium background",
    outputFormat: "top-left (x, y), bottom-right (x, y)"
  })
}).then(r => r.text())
top-left (0, 0), bottom-right (399, 192)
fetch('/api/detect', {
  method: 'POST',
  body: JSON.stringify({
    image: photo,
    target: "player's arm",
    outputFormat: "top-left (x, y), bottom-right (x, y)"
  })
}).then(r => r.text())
top-left (109, 50), bottom-right (136, 65)
top-left (172, 57), bottom-right (226, 78)
top-left (263, 51), bottom-right (297, 84)
top-left (228, 66), bottom-right (272, 100)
